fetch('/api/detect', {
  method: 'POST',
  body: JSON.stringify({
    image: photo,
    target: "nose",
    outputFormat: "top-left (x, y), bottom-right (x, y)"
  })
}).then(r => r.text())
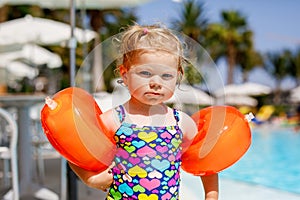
top-left (149, 75), bottom-right (162, 90)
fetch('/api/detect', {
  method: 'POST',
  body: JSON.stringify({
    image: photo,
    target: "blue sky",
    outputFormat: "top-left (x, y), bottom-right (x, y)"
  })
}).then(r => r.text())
top-left (135, 0), bottom-right (300, 90)
top-left (136, 0), bottom-right (300, 53)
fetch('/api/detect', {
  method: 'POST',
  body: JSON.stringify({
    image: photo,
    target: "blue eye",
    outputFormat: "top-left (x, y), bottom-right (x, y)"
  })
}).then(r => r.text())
top-left (138, 71), bottom-right (152, 77)
top-left (161, 73), bottom-right (175, 80)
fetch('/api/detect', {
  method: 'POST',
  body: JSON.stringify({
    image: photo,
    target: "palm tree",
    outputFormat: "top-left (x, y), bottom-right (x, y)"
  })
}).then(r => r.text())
top-left (171, 0), bottom-right (208, 85)
top-left (87, 8), bottom-right (137, 92)
top-left (237, 49), bottom-right (264, 82)
top-left (265, 50), bottom-right (291, 104)
top-left (205, 10), bottom-right (254, 84)
top-left (290, 48), bottom-right (300, 85)
top-left (171, 0), bottom-right (208, 43)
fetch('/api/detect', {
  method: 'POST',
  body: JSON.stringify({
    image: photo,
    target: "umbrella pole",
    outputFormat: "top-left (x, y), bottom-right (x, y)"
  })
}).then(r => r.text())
top-left (61, 1), bottom-right (78, 200)
top-left (69, 0), bottom-right (77, 87)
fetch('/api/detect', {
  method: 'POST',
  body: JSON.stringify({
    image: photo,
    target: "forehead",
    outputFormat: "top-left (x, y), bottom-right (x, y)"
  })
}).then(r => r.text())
top-left (130, 63), bottom-right (178, 74)
top-left (131, 51), bottom-right (179, 69)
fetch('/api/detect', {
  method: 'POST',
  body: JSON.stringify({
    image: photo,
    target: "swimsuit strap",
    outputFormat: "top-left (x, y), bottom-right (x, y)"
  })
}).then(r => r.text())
top-left (115, 105), bottom-right (180, 125)
top-left (173, 108), bottom-right (180, 125)
top-left (115, 105), bottom-right (126, 123)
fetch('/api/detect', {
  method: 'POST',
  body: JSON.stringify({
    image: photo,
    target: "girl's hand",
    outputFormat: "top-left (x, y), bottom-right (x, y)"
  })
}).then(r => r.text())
top-left (89, 166), bottom-right (113, 192)
top-left (68, 162), bottom-right (114, 192)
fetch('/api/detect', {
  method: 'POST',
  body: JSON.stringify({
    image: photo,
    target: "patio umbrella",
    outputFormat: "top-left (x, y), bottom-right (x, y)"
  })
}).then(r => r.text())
top-left (0, 14), bottom-right (98, 92)
top-left (0, 44), bottom-right (62, 69)
top-left (166, 84), bottom-right (214, 105)
top-left (214, 82), bottom-right (272, 97)
top-left (290, 86), bottom-right (300, 103)
top-left (220, 95), bottom-right (258, 107)
top-left (0, 0), bottom-right (152, 9)
top-left (0, 15), bottom-right (97, 47)
top-left (5, 61), bottom-right (38, 79)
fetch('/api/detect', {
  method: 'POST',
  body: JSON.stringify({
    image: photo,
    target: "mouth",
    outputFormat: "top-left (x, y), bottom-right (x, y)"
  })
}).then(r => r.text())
top-left (145, 92), bottom-right (162, 96)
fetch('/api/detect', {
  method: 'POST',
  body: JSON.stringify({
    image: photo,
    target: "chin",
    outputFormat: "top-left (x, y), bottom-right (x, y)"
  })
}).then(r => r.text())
top-left (142, 98), bottom-right (164, 106)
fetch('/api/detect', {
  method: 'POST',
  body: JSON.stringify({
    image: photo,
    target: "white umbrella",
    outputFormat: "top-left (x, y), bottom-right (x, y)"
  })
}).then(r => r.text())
top-left (0, 0), bottom-right (152, 9)
top-left (0, 15), bottom-right (97, 46)
top-left (0, 44), bottom-right (62, 69)
top-left (6, 61), bottom-right (38, 79)
top-left (214, 82), bottom-right (272, 97)
top-left (291, 85), bottom-right (300, 94)
top-left (166, 84), bottom-right (214, 105)
top-left (1, 0), bottom-right (153, 87)
top-left (0, 14), bottom-right (98, 91)
top-left (220, 95), bottom-right (258, 107)
top-left (290, 86), bottom-right (300, 103)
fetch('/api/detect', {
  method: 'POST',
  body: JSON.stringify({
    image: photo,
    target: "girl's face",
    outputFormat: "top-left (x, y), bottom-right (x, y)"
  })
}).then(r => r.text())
top-left (122, 51), bottom-right (179, 106)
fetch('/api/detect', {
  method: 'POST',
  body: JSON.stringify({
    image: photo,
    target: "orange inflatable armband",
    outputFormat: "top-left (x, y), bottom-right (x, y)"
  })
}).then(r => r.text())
top-left (181, 106), bottom-right (252, 176)
top-left (41, 87), bottom-right (116, 172)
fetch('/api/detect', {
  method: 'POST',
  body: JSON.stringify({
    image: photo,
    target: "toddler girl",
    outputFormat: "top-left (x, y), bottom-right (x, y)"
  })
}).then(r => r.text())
top-left (70, 24), bottom-right (218, 200)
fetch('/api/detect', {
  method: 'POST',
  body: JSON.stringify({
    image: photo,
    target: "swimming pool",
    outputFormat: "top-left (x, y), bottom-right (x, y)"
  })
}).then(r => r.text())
top-left (220, 127), bottom-right (300, 194)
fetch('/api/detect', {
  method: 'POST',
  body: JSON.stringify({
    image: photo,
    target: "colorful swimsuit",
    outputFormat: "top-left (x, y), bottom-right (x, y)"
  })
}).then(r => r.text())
top-left (106, 105), bottom-right (183, 200)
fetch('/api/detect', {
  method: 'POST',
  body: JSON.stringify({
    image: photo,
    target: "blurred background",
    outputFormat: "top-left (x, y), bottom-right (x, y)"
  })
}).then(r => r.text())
top-left (0, 0), bottom-right (299, 121)
top-left (0, 0), bottom-right (300, 199)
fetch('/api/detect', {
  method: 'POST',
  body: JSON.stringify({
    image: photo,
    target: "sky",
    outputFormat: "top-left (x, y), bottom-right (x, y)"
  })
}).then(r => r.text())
top-left (135, 0), bottom-right (300, 90)
top-left (136, 0), bottom-right (300, 53)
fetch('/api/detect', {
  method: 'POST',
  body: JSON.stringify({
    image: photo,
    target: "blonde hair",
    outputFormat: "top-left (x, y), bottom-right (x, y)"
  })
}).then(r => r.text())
top-left (117, 24), bottom-right (184, 75)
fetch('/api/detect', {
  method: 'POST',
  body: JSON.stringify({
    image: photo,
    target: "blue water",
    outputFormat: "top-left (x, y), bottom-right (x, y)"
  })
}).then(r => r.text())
top-left (220, 127), bottom-right (300, 194)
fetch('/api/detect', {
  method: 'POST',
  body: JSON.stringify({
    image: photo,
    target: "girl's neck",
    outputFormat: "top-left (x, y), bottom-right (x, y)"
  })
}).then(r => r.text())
top-left (123, 97), bottom-right (174, 127)
top-left (125, 97), bottom-right (167, 116)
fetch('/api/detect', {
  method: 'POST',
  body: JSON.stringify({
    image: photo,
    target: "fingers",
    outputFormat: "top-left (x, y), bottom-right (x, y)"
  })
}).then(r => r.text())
top-left (100, 181), bottom-right (113, 192)
top-left (99, 163), bottom-right (114, 192)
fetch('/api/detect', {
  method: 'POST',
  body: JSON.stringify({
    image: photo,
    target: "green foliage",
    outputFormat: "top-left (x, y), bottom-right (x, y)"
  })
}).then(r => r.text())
top-left (172, 2), bottom-right (258, 84)
top-left (171, 0), bottom-right (208, 43)
top-left (206, 10), bottom-right (255, 83)
top-left (183, 64), bottom-right (203, 85)
top-left (94, 8), bottom-right (138, 92)
top-left (289, 48), bottom-right (300, 84)
top-left (266, 50), bottom-right (292, 80)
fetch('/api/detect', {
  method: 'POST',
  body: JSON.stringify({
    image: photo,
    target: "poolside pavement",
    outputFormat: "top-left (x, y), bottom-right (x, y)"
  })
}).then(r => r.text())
top-left (7, 158), bottom-right (300, 200)
top-left (180, 171), bottom-right (300, 200)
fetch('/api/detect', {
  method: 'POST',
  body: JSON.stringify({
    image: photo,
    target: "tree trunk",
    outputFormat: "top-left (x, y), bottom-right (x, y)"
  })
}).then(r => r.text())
top-left (0, 5), bottom-right (8, 22)
top-left (227, 43), bottom-right (236, 84)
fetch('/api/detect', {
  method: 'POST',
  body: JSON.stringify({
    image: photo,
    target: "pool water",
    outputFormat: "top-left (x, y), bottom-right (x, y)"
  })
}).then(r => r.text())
top-left (220, 127), bottom-right (300, 194)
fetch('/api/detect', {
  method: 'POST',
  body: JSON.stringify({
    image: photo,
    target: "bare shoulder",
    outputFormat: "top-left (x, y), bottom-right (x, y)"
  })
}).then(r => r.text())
top-left (177, 110), bottom-right (197, 140)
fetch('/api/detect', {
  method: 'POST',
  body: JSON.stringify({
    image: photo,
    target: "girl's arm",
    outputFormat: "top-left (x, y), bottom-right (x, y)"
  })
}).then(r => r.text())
top-left (201, 173), bottom-right (219, 200)
top-left (68, 109), bottom-right (118, 191)
top-left (179, 111), bottom-right (219, 199)
top-left (178, 111), bottom-right (198, 141)
top-left (68, 162), bottom-right (113, 191)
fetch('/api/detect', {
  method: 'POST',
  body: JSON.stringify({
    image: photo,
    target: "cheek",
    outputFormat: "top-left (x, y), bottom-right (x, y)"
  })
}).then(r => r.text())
top-left (164, 79), bottom-right (177, 91)
top-left (165, 80), bottom-right (177, 98)
top-left (127, 76), bottom-right (148, 93)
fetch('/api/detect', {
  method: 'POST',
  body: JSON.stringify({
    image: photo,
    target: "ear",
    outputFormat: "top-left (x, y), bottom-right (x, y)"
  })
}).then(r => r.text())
top-left (119, 64), bottom-right (128, 84)
top-left (119, 64), bottom-right (127, 76)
